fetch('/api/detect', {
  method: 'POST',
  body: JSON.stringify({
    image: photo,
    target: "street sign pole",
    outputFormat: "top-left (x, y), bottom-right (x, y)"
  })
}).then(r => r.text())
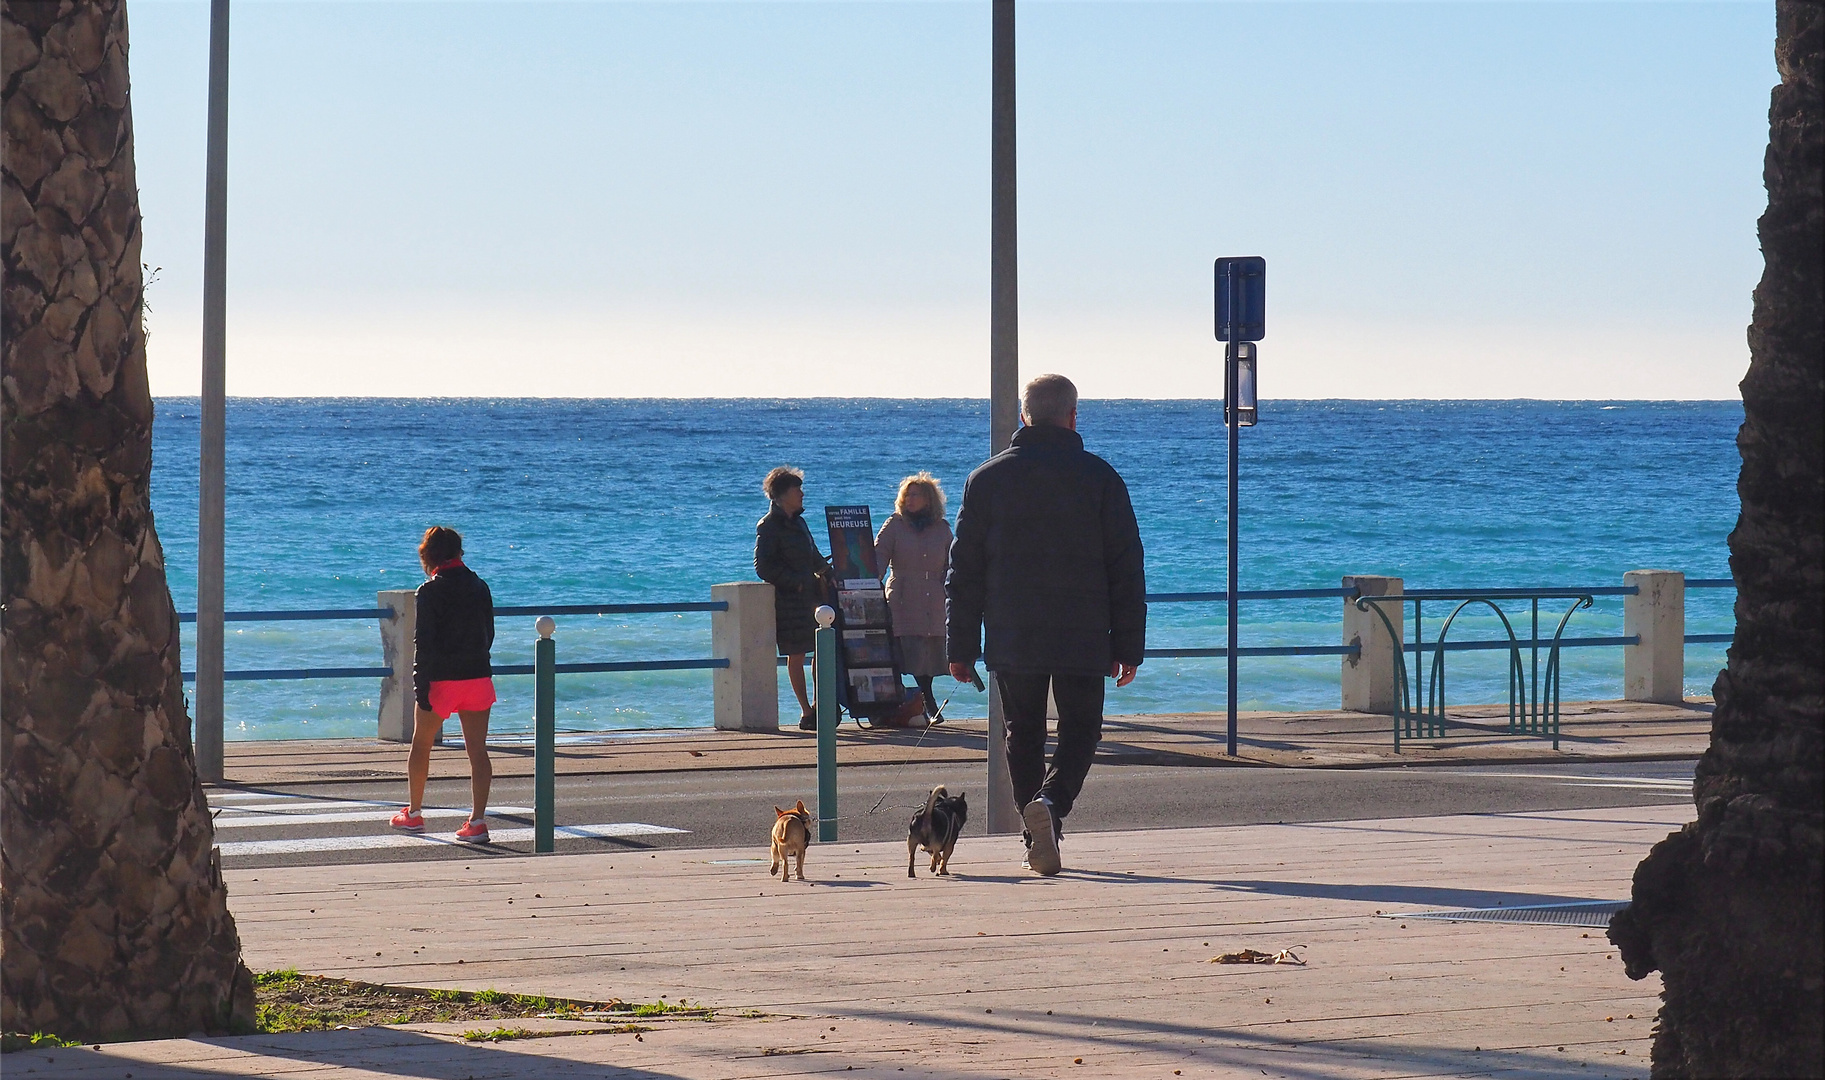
top-left (1215, 255), bottom-right (1263, 759)
top-left (1225, 274), bottom-right (1240, 758)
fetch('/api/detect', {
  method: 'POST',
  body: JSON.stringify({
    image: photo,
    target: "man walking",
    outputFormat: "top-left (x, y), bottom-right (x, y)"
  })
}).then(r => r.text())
top-left (946, 374), bottom-right (1146, 875)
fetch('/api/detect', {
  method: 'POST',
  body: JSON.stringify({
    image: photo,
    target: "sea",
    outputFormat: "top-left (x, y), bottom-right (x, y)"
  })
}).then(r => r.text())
top-left (147, 399), bottom-right (1742, 741)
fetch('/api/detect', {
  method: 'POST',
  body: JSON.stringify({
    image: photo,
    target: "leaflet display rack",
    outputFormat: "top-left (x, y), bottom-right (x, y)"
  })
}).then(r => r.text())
top-left (823, 505), bottom-right (915, 721)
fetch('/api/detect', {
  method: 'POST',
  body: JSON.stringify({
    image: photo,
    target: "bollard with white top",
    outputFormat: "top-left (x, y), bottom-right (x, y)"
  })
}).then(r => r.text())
top-left (534, 615), bottom-right (556, 853)
top-left (814, 605), bottom-right (838, 842)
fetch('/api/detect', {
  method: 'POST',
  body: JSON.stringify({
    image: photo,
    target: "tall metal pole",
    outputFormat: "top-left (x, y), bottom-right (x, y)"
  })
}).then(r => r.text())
top-left (196, 0), bottom-right (230, 783)
top-left (1225, 275), bottom-right (1240, 758)
top-left (985, 0), bottom-right (1021, 835)
top-left (534, 617), bottom-right (556, 853)
top-left (814, 609), bottom-right (838, 842)
top-left (989, 0), bottom-right (1019, 454)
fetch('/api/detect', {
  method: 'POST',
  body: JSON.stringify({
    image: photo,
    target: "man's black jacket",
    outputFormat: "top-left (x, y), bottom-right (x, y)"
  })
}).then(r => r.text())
top-left (945, 423), bottom-right (1146, 676)
top-left (413, 564), bottom-right (495, 709)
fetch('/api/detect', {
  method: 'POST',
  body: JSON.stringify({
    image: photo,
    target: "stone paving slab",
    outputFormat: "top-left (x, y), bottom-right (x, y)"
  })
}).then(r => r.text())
top-left (7, 804), bottom-right (1684, 1078)
top-left (214, 699), bottom-right (1712, 787)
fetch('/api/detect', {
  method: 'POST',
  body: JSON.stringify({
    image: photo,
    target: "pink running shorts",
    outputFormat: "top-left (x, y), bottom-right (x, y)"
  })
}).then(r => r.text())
top-left (426, 677), bottom-right (497, 718)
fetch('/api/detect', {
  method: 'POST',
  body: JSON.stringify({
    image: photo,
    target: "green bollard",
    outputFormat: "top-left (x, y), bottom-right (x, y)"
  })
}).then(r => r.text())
top-left (814, 605), bottom-right (838, 842)
top-left (534, 615), bottom-right (556, 853)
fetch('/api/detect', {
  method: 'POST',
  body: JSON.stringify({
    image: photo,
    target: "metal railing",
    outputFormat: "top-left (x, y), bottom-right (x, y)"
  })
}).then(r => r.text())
top-left (1356, 591), bottom-right (1591, 751)
top-left (1145, 586), bottom-right (1363, 660)
top-left (177, 601), bottom-right (727, 682)
top-left (176, 580), bottom-right (1736, 717)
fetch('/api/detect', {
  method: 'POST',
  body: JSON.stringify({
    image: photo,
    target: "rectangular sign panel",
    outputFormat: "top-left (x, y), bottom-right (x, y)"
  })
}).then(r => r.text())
top-left (825, 505), bottom-right (880, 589)
top-left (1215, 256), bottom-right (1266, 342)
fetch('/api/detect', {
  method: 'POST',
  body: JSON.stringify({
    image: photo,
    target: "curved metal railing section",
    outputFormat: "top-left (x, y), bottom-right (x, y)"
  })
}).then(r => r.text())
top-left (1354, 591), bottom-right (1595, 752)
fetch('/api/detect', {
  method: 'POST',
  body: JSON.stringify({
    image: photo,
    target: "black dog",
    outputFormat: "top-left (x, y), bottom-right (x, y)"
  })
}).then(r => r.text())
top-left (908, 785), bottom-right (968, 877)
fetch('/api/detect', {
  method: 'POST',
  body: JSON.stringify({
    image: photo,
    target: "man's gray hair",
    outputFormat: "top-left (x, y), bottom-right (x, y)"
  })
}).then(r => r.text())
top-left (1021, 374), bottom-right (1078, 427)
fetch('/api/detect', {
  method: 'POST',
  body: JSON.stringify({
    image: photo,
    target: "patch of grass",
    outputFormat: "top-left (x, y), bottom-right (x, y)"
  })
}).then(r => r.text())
top-left (461, 1024), bottom-right (652, 1043)
top-left (630, 999), bottom-right (709, 1018)
top-left (462, 1026), bottom-right (541, 1043)
top-left (1, 1032), bottom-right (82, 1054)
top-left (249, 971), bottom-right (708, 1035)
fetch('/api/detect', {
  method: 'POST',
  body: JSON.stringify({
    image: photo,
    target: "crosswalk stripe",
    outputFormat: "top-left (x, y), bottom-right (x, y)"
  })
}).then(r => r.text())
top-left (214, 798), bottom-right (400, 813)
top-left (216, 822), bottom-right (687, 858)
top-left (211, 806), bottom-right (534, 829)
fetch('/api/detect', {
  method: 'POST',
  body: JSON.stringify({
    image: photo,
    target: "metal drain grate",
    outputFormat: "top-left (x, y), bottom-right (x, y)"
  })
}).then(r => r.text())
top-left (1381, 900), bottom-right (1628, 928)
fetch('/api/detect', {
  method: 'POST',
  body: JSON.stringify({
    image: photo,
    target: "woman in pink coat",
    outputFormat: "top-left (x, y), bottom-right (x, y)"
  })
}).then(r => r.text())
top-left (873, 473), bottom-right (953, 721)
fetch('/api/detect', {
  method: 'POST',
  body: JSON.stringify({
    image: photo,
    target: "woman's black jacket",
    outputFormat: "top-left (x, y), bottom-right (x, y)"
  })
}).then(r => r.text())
top-left (754, 505), bottom-right (826, 654)
top-left (413, 564), bottom-right (495, 709)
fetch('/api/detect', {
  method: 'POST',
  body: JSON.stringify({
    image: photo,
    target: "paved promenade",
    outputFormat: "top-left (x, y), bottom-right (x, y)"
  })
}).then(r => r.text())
top-left (218, 698), bottom-right (1711, 786)
top-left (6, 803), bottom-right (1683, 1079)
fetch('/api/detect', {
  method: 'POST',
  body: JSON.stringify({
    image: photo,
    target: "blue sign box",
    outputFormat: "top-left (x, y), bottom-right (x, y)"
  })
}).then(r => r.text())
top-left (1214, 256), bottom-right (1265, 342)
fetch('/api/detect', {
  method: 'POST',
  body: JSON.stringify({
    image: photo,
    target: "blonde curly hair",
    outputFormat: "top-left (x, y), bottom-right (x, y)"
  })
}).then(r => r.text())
top-left (895, 472), bottom-right (946, 521)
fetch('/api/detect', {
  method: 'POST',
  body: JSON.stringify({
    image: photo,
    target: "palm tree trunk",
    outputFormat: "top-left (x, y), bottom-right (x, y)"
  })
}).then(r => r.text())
top-left (1607, 3), bottom-right (1824, 1076)
top-left (2, 0), bottom-right (253, 1040)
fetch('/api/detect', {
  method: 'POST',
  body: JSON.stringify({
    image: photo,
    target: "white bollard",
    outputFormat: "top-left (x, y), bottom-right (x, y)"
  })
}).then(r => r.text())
top-left (377, 589), bottom-right (416, 742)
top-left (1624, 570), bottom-right (1685, 704)
top-left (1342, 575), bottom-right (1404, 714)
top-left (712, 582), bottom-right (780, 731)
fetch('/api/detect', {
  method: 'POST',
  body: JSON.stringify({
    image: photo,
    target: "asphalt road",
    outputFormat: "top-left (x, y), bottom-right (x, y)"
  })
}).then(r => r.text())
top-left (209, 758), bottom-right (1696, 870)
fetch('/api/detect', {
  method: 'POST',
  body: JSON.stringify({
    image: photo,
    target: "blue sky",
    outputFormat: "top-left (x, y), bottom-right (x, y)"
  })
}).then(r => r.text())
top-left (127, 1), bottom-right (1775, 398)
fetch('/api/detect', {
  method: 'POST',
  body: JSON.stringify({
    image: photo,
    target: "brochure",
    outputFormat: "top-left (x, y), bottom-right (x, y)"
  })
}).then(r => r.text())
top-left (825, 505), bottom-right (880, 589)
top-left (838, 590), bottom-right (889, 627)
top-left (847, 667), bottom-right (903, 704)
top-left (842, 629), bottom-right (895, 667)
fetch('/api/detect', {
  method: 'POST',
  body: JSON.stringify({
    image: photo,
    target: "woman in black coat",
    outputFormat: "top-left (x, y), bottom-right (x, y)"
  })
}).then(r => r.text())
top-left (754, 466), bottom-right (827, 730)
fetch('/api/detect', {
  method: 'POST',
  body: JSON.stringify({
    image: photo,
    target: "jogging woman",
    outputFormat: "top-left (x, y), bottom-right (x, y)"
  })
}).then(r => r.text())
top-left (391, 526), bottom-right (496, 842)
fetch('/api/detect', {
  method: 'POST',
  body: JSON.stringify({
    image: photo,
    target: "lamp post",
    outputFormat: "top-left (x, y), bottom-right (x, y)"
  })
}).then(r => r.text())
top-left (1215, 257), bottom-right (1265, 757)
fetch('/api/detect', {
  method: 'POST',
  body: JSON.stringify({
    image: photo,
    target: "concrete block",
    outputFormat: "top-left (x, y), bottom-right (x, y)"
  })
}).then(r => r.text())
top-left (378, 589), bottom-right (416, 742)
top-left (1624, 570), bottom-right (1685, 704)
top-left (713, 582), bottom-right (779, 731)
top-left (1342, 575), bottom-right (1404, 714)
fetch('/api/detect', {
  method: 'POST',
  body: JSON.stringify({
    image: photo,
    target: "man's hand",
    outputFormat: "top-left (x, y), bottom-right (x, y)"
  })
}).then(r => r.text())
top-left (949, 662), bottom-right (984, 690)
top-left (1110, 661), bottom-right (1138, 688)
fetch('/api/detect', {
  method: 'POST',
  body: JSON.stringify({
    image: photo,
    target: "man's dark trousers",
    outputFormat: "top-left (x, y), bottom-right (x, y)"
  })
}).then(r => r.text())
top-left (998, 672), bottom-right (1104, 825)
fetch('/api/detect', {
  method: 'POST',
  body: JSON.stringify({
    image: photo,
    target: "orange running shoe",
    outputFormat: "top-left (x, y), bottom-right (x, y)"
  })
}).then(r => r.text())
top-left (390, 807), bottom-right (425, 832)
top-left (455, 818), bottom-right (489, 843)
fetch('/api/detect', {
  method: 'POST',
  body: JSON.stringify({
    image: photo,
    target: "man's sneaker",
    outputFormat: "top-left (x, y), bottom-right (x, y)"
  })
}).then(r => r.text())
top-left (455, 818), bottom-right (489, 843)
top-left (1022, 798), bottom-right (1062, 876)
top-left (390, 808), bottom-right (425, 832)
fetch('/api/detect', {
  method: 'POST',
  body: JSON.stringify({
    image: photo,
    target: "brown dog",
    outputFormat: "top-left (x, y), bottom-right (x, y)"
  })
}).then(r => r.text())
top-left (770, 800), bottom-right (811, 881)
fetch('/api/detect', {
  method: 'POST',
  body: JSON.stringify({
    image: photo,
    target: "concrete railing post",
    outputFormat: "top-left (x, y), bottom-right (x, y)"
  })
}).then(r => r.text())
top-left (1342, 575), bottom-right (1404, 713)
top-left (1624, 569), bottom-right (1685, 703)
top-left (712, 582), bottom-right (779, 731)
top-left (378, 589), bottom-right (416, 742)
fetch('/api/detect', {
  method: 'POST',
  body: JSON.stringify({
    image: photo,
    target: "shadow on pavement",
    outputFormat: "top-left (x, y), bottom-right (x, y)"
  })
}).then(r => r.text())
top-left (4, 1027), bottom-right (684, 1080)
top-left (839, 1003), bottom-right (1647, 1080)
top-left (1207, 879), bottom-right (1609, 908)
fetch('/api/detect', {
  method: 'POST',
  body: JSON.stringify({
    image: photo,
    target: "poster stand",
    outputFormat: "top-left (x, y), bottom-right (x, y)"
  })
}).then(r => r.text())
top-left (824, 505), bottom-right (925, 726)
